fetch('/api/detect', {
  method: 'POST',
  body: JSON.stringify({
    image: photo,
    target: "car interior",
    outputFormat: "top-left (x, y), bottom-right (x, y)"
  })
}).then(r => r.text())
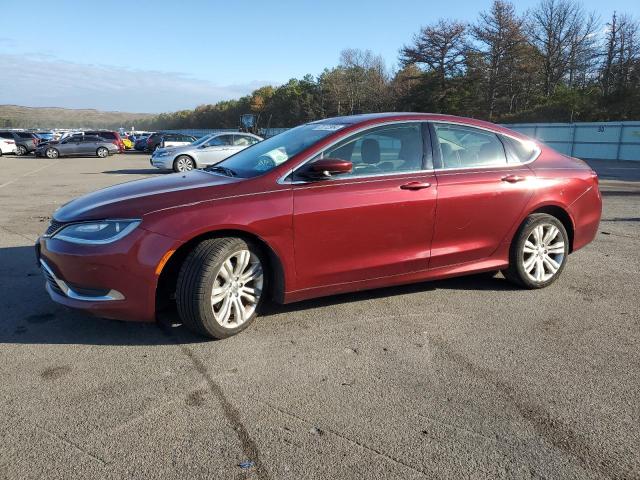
top-left (435, 125), bottom-right (507, 169)
top-left (322, 125), bottom-right (424, 176)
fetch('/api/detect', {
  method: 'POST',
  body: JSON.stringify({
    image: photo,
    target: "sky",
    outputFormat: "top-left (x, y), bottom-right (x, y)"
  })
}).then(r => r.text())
top-left (0, 0), bottom-right (637, 113)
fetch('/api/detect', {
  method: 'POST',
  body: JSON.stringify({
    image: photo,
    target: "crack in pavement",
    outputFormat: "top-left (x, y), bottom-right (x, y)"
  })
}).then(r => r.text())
top-left (158, 325), bottom-right (271, 480)
top-left (35, 424), bottom-right (107, 466)
top-left (261, 401), bottom-right (433, 478)
top-left (428, 336), bottom-right (633, 480)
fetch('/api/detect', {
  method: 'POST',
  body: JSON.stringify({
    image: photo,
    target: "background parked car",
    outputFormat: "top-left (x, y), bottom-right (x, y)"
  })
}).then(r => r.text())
top-left (0, 131), bottom-right (38, 156)
top-left (121, 137), bottom-right (134, 150)
top-left (134, 135), bottom-right (151, 151)
top-left (145, 132), bottom-right (196, 152)
top-left (0, 138), bottom-right (17, 155)
top-left (36, 135), bottom-right (119, 158)
top-left (72, 131), bottom-right (125, 153)
top-left (33, 132), bottom-right (54, 142)
top-left (151, 132), bottom-right (262, 172)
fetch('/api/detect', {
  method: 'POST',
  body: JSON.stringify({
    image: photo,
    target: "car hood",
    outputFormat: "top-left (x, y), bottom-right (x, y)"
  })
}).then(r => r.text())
top-left (53, 170), bottom-right (242, 222)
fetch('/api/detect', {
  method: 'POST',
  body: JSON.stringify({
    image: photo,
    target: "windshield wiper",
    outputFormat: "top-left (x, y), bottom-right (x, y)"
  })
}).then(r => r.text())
top-left (205, 165), bottom-right (237, 177)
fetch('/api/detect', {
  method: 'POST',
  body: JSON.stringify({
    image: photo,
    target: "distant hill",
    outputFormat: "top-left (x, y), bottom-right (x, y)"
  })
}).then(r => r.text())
top-left (0, 105), bottom-right (155, 129)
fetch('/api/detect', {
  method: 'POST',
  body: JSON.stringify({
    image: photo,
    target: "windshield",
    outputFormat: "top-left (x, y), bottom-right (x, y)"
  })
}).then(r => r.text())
top-left (210, 123), bottom-right (345, 178)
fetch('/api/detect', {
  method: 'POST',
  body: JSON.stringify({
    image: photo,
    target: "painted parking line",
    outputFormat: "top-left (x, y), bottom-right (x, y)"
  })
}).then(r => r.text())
top-left (0, 160), bottom-right (60, 189)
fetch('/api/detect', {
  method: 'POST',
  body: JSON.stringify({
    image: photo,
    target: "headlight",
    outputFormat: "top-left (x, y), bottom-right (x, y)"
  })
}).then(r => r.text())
top-left (53, 220), bottom-right (141, 244)
top-left (156, 151), bottom-right (171, 157)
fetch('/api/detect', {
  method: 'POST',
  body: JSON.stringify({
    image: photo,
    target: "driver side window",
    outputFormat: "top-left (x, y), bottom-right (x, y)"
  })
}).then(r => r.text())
top-left (319, 123), bottom-right (425, 177)
top-left (205, 135), bottom-right (232, 147)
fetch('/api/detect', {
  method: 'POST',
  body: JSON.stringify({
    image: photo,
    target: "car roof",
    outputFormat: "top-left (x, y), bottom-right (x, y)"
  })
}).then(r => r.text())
top-left (308, 112), bottom-right (529, 140)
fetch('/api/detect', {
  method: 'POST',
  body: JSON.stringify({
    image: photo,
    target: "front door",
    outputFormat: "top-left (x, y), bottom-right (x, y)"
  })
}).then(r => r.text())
top-left (198, 134), bottom-right (235, 166)
top-left (292, 122), bottom-right (437, 291)
top-left (429, 122), bottom-right (535, 269)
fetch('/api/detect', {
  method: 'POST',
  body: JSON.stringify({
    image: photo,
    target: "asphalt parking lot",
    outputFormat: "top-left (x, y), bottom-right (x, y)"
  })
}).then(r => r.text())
top-left (0, 153), bottom-right (638, 479)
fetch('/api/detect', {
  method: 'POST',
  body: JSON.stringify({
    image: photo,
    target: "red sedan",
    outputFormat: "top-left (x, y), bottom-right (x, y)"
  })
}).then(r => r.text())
top-left (37, 113), bottom-right (602, 339)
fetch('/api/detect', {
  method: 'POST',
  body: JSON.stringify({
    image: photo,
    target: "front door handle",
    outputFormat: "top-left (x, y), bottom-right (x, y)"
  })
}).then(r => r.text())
top-left (400, 181), bottom-right (432, 190)
top-left (501, 175), bottom-right (526, 183)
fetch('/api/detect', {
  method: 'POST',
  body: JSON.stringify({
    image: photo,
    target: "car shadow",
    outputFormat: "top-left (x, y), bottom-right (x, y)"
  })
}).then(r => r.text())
top-left (1, 244), bottom-right (517, 346)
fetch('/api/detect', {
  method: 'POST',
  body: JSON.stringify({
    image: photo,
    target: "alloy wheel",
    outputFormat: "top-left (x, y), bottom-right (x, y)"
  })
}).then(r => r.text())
top-left (522, 223), bottom-right (565, 283)
top-left (211, 250), bottom-right (263, 328)
top-left (46, 148), bottom-right (58, 159)
top-left (176, 157), bottom-right (194, 172)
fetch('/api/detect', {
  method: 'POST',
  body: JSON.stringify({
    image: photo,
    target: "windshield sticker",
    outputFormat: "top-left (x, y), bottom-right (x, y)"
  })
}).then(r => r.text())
top-left (312, 124), bottom-right (346, 131)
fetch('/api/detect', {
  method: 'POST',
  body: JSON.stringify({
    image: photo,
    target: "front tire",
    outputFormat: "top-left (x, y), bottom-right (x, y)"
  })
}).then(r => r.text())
top-left (16, 145), bottom-right (27, 156)
top-left (45, 148), bottom-right (59, 159)
top-left (174, 155), bottom-right (195, 172)
top-left (503, 213), bottom-right (569, 289)
top-left (96, 147), bottom-right (109, 158)
top-left (176, 238), bottom-right (267, 339)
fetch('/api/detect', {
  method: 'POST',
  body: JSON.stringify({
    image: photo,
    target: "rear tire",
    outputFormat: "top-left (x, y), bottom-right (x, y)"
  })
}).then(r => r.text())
top-left (96, 147), bottom-right (109, 158)
top-left (503, 213), bottom-right (569, 289)
top-left (16, 145), bottom-right (27, 156)
top-left (176, 238), bottom-right (267, 339)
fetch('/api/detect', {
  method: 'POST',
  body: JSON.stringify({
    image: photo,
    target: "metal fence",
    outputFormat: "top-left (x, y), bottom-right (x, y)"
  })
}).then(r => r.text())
top-left (164, 121), bottom-right (640, 161)
top-left (502, 121), bottom-right (640, 161)
top-left (162, 127), bottom-right (290, 139)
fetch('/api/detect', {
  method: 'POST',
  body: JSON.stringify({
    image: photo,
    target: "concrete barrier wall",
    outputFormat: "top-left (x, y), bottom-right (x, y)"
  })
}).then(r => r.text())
top-left (502, 122), bottom-right (640, 161)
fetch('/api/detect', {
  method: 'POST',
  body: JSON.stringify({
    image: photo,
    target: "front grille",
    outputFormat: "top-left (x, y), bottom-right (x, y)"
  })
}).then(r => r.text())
top-left (45, 220), bottom-right (65, 236)
top-left (42, 266), bottom-right (65, 296)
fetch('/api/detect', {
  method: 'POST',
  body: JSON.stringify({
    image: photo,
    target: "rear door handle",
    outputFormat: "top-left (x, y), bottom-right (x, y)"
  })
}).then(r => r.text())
top-left (400, 181), bottom-right (432, 190)
top-left (501, 175), bottom-right (526, 183)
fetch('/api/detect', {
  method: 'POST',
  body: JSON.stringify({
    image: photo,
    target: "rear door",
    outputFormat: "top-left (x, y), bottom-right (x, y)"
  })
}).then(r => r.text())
top-left (80, 136), bottom-right (100, 155)
top-left (292, 121), bottom-right (437, 290)
top-left (428, 122), bottom-right (535, 269)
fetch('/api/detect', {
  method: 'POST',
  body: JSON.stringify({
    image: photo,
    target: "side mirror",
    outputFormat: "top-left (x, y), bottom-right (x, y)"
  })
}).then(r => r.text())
top-left (303, 158), bottom-right (353, 179)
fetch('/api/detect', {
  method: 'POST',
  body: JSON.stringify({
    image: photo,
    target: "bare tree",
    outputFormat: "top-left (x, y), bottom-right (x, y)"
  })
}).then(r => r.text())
top-left (529, 0), bottom-right (599, 95)
top-left (601, 13), bottom-right (640, 95)
top-left (401, 19), bottom-right (468, 96)
top-left (472, 0), bottom-right (528, 119)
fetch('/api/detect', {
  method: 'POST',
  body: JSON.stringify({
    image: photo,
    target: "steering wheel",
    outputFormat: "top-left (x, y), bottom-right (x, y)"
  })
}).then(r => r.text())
top-left (255, 155), bottom-right (277, 172)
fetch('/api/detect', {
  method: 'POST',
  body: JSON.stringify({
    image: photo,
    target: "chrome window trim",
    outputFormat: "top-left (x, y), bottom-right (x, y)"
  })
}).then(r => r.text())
top-left (40, 259), bottom-right (125, 301)
top-left (430, 120), bottom-right (541, 172)
top-left (277, 120), bottom-right (432, 185)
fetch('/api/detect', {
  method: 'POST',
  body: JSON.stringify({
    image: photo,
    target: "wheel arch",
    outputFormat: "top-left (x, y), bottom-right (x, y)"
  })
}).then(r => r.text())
top-left (526, 204), bottom-right (575, 252)
top-left (156, 228), bottom-right (286, 312)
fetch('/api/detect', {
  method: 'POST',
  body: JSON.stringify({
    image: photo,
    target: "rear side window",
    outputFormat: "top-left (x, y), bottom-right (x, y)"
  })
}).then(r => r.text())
top-left (17, 132), bottom-right (34, 138)
top-left (233, 135), bottom-right (259, 146)
top-left (0, 132), bottom-right (12, 139)
top-left (95, 132), bottom-right (115, 140)
top-left (500, 135), bottom-right (540, 163)
top-left (433, 123), bottom-right (507, 169)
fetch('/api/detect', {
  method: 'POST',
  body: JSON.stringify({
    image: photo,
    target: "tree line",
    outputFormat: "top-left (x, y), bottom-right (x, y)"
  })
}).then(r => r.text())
top-left (137, 0), bottom-right (640, 130)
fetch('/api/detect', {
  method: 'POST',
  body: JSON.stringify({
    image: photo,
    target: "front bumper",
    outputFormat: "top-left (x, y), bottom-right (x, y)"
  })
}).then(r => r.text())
top-left (150, 155), bottom-right (173, 169)
top-left (36, 227), bottom-right (181, 322)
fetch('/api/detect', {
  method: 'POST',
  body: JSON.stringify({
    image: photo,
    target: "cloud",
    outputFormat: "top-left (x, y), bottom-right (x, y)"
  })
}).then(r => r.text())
top-left (0, 54), bottom-right (270, 113)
